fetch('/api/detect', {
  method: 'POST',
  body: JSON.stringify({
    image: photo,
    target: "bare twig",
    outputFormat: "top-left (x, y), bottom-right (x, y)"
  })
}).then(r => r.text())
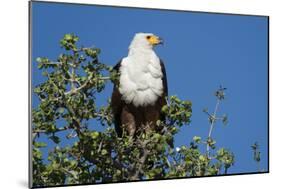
top-left (33, 126), bottom-right (68, 134)
top-left (206, 99), bottom-right (220, 158)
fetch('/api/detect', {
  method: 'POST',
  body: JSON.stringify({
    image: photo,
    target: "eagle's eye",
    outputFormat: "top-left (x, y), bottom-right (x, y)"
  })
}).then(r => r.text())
top-left (146, 36), bottom-right (151, 39)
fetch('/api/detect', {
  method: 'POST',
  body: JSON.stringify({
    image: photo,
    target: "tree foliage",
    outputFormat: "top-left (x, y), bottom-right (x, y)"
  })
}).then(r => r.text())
top-left (32, 34), bottom-right (235, 187)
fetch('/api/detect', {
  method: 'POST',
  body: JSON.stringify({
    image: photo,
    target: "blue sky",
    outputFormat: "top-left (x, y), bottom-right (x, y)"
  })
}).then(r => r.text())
top-left (31, 1), bottom-right (269, 174)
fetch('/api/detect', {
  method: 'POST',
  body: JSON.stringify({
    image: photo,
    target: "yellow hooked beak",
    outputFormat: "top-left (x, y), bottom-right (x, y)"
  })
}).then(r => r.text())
top-left (147, 35), bottom-right (163, 46)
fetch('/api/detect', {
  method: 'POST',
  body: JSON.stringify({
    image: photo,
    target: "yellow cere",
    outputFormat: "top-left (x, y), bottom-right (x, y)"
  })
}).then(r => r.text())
top-left (147, 35), bottom-right (161, 45)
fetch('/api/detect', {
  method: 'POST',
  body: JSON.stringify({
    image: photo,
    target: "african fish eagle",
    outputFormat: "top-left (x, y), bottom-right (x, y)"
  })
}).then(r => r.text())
top-left (111, 33), bottom-right (168, 137)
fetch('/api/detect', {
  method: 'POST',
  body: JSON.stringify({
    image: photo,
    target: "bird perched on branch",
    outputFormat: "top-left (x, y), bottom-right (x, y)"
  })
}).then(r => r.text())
top-left (111, 33), bottom-right (168, 137)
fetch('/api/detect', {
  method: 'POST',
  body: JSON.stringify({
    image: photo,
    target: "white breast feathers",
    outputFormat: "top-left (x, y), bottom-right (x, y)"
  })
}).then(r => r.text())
top-left (119, 51), bottom-right (163, 107)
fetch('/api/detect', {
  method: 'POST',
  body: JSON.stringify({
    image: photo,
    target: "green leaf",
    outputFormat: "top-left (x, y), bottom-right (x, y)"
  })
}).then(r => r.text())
top-left (42, 71), bottom-right (48, 76)
top-left (34, 87), bottom-right (41, 93)
top-left (58, 108), bottom-right (64, 114)
top-left (64, 34), bottom-right (72, 41)
top-left (161, 105), bottom-right (168, 113)
top-left (36, 57), bottom-right (42, 62)
top-left (90, 131), bottom-right (100, 139)
top-left (193, 136), bottom-right (201, 143)
top-left (34, 142), bottom-right (47, 148)
top-left (37, 63), bottom-right (43, 69)
top-left (199, 155), bottom-right (206, 162)
top-left (101, 149), bottom-right (107, 155)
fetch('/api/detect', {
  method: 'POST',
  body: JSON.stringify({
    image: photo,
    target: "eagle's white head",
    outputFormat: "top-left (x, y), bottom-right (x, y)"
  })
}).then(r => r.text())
top-left (129, 33), bottom-right (163, 51)
top-left (119, 32), bottom-right (164, 107)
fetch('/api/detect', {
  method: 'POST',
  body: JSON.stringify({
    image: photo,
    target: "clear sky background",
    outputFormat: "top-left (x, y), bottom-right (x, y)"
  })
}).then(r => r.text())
top-left (31, 1), bottom-right (268, 174)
